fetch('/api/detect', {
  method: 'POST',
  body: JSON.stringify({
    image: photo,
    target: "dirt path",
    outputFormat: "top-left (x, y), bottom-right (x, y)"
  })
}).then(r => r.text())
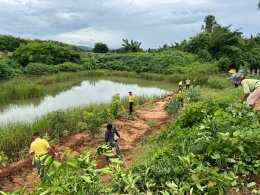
top-left (1, 95), bottom-right (172, 193)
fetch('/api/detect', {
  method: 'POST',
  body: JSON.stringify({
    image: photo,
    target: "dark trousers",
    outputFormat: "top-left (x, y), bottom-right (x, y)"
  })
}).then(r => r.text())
top-left (110, 141), bottom-right (121, 155)
top-left (129, 102), bottom-right (134, 114)
top-left (186, 85), bottom-right (190, 90)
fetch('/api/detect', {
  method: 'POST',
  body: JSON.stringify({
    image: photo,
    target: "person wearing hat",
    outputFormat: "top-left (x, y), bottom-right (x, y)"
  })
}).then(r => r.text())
top-left (128, 91), bottom-right (134, 115)
top-left (228, 69), bottom-right (237, 74)
top-left (231, 74), bottom-right (260, 109)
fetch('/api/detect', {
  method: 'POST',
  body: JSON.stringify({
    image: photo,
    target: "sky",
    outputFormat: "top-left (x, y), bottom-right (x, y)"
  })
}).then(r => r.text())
top-left (0, 0), bottom-right (259, 49)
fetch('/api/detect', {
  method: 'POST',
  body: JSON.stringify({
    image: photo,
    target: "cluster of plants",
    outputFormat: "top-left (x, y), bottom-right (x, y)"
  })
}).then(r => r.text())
top-left (6, 145), bottom-right (163, 194)
top-left (165, 86), bottom-right (202, 117)
top-left (0, 35), bottom-right (27, 52)
top-left (13, 40), bottom-right (80, 67)
top-left (125, 101), bottom-right (259, 194)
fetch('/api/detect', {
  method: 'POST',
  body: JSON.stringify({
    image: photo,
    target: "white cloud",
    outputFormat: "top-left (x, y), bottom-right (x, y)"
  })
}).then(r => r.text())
top-left (47, 27), bottom-right (125, 48)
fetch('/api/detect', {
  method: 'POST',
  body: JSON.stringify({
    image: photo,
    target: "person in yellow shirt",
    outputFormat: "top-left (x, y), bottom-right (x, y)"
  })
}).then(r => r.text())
top-left (178, 81), bottom-right (183, 88)
top-left (30, 131), bottom-right (57, 175)
top-left (128, 91), bottom-right (134, 115)
top-left (178, 87), bottom-right (184, 107)
top-left (185, 78), bottom-right (191, 90)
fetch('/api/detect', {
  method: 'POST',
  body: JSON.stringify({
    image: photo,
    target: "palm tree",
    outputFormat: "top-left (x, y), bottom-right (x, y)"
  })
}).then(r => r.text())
top-left (122, 39), bottom-right (142, 52)
top-left (258, 1), bottom-right (260, 9)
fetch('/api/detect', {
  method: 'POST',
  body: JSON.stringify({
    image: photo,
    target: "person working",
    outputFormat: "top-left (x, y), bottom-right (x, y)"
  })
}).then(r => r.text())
top-left (128, 91), bottom-right (134, 115)
top-left (178, 87), bottom-right (184, 107)
top-left (178, 81), bottom-right (183, 88)
top-left (29, 131), bottom-right (58, 175)
top-left (104, 123), bottom-right (121, 156)
top-left (231, 74), bottom-right (260, 109)
top-left (185, 79), bottom-right (191, 90)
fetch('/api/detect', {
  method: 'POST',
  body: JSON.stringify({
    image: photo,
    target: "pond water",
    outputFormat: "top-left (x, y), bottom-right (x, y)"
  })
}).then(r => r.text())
top-left (0, 78), bottom-right (170, 124)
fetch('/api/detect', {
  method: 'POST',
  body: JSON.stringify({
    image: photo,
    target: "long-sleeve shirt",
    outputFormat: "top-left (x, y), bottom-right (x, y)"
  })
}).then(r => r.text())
top-left (241, 79), bottom-right (260, 94)
top-left (104, 128), bottom-right (120, 143)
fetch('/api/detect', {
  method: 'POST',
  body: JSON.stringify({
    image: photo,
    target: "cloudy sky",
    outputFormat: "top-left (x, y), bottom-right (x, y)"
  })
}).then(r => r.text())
top-left (0, 0), bottom-right (259, 48)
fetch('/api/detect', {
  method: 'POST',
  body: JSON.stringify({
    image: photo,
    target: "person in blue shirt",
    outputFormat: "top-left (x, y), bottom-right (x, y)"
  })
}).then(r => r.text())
top-left (104, 123), bottom-right (121, 156)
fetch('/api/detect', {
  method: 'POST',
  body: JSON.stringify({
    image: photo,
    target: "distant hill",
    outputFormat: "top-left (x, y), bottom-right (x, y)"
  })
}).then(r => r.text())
top-left (77, 46), bottom-right (93, 51)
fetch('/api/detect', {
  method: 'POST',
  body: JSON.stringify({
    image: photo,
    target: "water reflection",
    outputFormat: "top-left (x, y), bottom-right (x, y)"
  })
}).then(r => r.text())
top-left (0, 79), bottom-right (169, 124)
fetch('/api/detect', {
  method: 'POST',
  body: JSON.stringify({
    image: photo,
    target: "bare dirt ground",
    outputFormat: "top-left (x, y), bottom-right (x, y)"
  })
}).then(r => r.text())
top-left (1, 95), bottom-right (172, 193)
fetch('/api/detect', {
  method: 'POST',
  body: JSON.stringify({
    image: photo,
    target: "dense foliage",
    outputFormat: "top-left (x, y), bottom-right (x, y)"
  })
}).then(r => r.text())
top-left (13, 41), bottom-right (81, 66)
top-left (172, 16), bottom-right (260, 71)
top-left (97, 50), bottom-right (197, 74)
top-left (0, 35), bottom-right (27, 52)
top-left (93, 42), bottom-right (108, 53)
top-left (125, 102), bottom-right (260, 194)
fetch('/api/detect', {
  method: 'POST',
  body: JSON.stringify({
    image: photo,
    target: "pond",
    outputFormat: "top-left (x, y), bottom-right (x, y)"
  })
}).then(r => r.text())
top-left (0, 77), bottom-right (171, 124)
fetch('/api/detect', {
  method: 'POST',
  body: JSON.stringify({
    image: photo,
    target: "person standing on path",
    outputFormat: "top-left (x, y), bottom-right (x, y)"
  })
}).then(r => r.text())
top-left (178, 87), bottom-right (184, 107)
top-left (231, 74), bottom-right (260, 109)
top-left (185, 79), bottom-right (191, 90)
top-left (29, 131), bottom-right (58, 175)
top-left (104, 123), bottom-right (121, 156)
top-left (128, 91), bottom-right (134, 115)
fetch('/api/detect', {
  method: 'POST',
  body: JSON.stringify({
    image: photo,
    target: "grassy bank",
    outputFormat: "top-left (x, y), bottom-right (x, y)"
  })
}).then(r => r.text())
top-left (0, 94), bottom-right (162, 158)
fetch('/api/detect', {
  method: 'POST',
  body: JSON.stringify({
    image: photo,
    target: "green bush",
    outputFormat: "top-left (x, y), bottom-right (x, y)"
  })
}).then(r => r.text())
top-left (55, 62), bottom-right (84, 72)
top-left (184, 86), bottom-right (202, 103)
top-left (124, 102), bottom-right (260, 194)
top-left (24, 63), bottom-right (53, 75)
top-left (13, 40), bottom-right (81, 66)
top-left (207, 76), bottom-right (231, 89)
top-left (0, 61), bottom-right (11, 79)
top-left (164, 97), bottom-right (181, 117)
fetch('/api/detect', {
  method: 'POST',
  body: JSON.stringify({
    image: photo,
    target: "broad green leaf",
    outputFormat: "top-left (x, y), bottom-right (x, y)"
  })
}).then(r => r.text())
top-left (247, 182), bottom-right (256, 188)
top-left (81, 175), bottom-right (92, 183)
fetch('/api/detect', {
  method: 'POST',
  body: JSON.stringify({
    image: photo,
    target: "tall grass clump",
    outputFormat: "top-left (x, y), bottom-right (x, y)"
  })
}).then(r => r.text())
top-left (0, 79), bottom-right (45, 104)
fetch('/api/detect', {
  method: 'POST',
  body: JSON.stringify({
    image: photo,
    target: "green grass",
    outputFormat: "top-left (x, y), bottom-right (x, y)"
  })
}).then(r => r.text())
top-left (0, 79), bottom-right (45, 104)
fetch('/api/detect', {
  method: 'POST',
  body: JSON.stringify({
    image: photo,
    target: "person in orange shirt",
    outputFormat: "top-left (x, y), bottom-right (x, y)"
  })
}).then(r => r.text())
top-left (128, 91), bottom-right (134, 115)
top-left (185, 79), bottom-right (191, 90)
top-left (30, 131), bottom-right (58, 175)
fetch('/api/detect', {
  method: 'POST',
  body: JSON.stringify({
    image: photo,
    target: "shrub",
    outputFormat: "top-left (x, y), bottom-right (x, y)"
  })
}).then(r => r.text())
top-left (55, 62), bottom-right (84, 72)
top-left (13, 41), bottom-right (81, 66)
top-left (0, 61), bottom-right (11, 79)
top-left (184, 86), bottom-right (202, 103)
top-left (217, 57), bottom-right (231, 72)
top-left (24, 63), bottom-right (53, 75)
top-left (207, 76), bottom-right (231, 89)
top-left (164, 98), bottom-right (181, 117)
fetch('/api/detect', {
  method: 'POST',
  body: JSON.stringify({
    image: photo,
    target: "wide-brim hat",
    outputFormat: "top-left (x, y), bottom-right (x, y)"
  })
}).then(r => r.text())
top-left (228, 69), bottom-right (236, 74)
